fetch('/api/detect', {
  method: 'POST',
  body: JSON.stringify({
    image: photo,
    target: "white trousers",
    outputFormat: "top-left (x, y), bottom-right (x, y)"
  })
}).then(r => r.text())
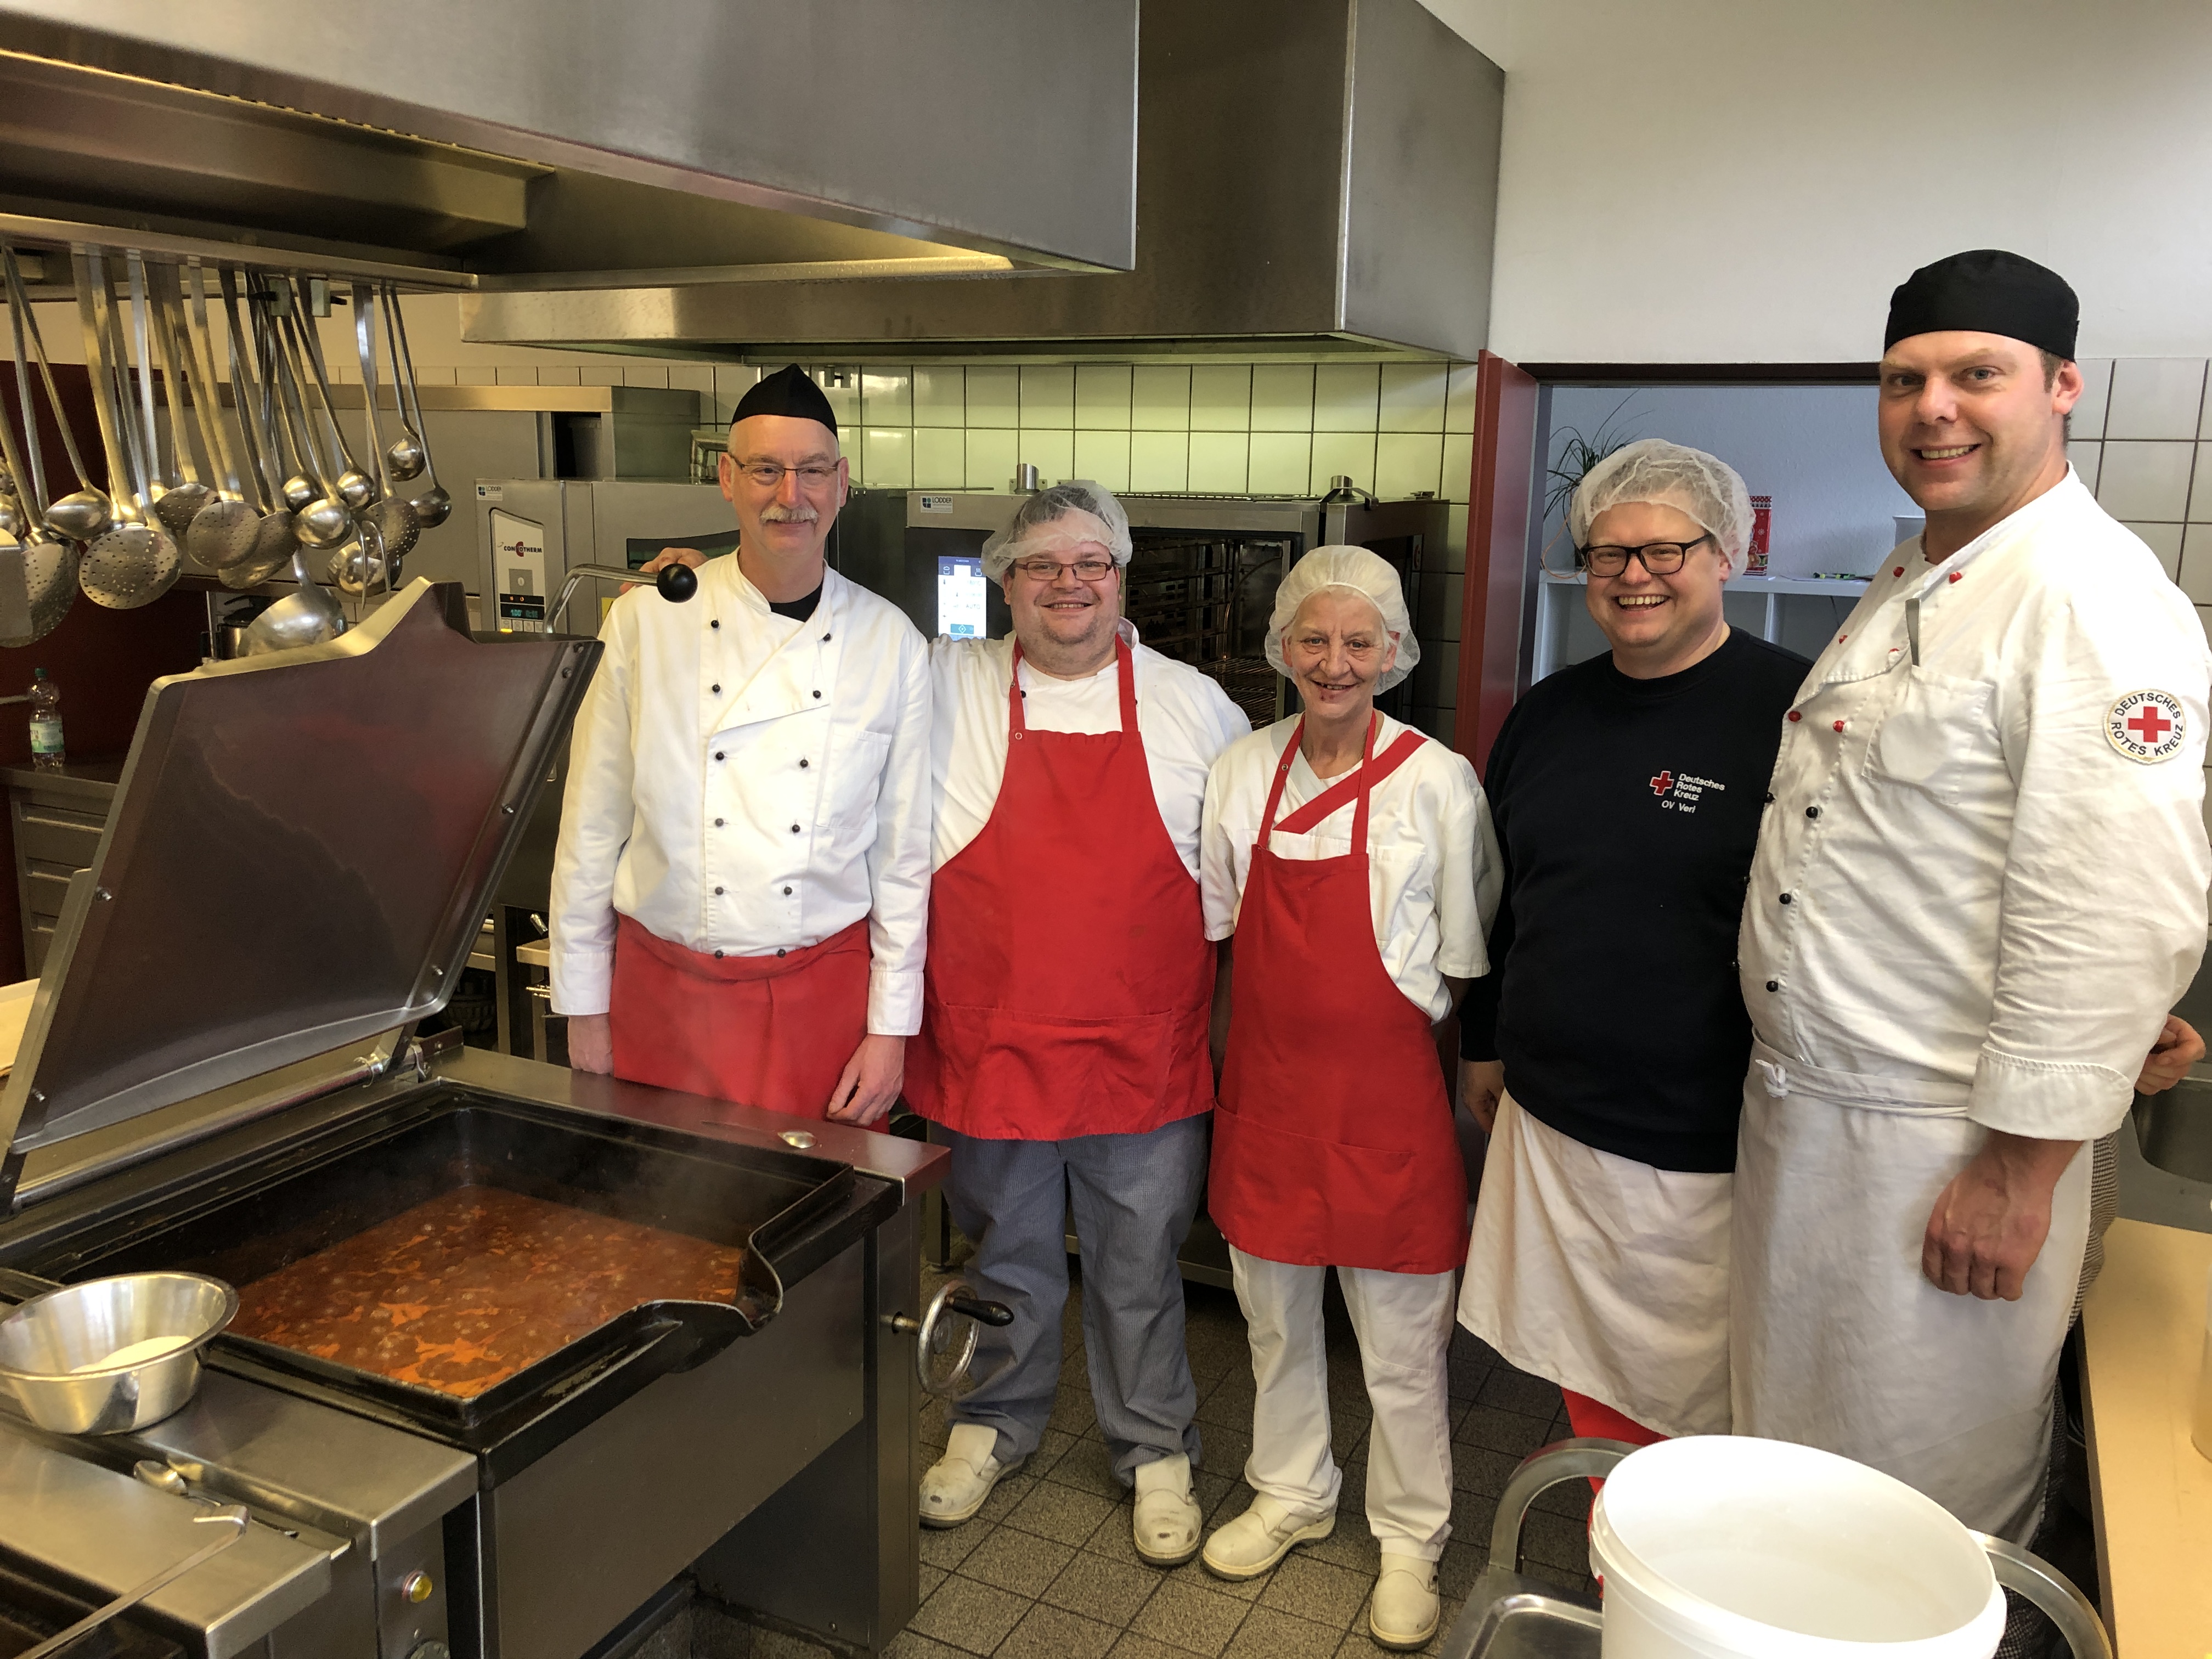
top-left (1229, 1246), bottom-right (1457, 1561)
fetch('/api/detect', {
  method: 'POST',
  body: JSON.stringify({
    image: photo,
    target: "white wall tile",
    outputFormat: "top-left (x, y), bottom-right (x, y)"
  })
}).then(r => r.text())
top-left (1379, 363), bottom-right (1451, 433)
top-left (580, 362), bottom-right (624, 388)
top-left (1019, 365), bottom-right (1075, 428)
top-left (2177, 524), bottom-right (2212, 600)
top-left (536, 365), bottom-right (582, 387)
top-left (1310, 430), bottom-right (1377, 495)
top-left (1446, 361), bottom-right (1481, 434)
top-left (966, 366), bottom-right (1019, 428)
top-left (913, 367), bottom-right (964, 427)
top-left (862, 370), bottom-right (912, 428)
top-left (454, 364), bottom-right (496, 386)
top-left (2190, 443), bottom-right (2212, 521)
top-left (1132, 366), bottom-right (1190, 431)
top-left (411, 363), bottom-right (457, 385)
top-left (2105, 358), bottom-right (2206, 440)
top-left (966, 428), bottom-right (1018, 489)
top-left (1075, 365), bottom-right (1132, 431)
top-left (1190, 365), bottom-right (1251, 431)
top-left (667, 363), bottom-right (715, 399)
top-left (2126, 521), bottom-right (2185, 584)
top-left (2197, 605), bottom-right (2212, 650)
top-left (913, 427), bottom-right (964, 487)
top-left (1250, 365), bottom-right (1314, 432)
top-left (1019, 428), bottom-right (1075, 483)
top-left (2066, 439), bottom-right (2102, 493)
top-left (1129, 430), bottom-right (1188, 493)
top-left (496, 366), bottom-right (539, 386)
top-left (1376, 432), bottom-right (1444, 499)
top-left (1313, 364), bottom-right (1381, 432)
top-left (1188, 431), bottom-right (1249, 493)
top-left (1442, 432), bottom-right (1475, 504)
top-left (861, 427), bottom-right (911, 490)
top-left (2070, 359), bottom-right (2112, 439)
top-left (622, 364), bottom-right (668, 388)
top-left (1248, 432), bottom-right (1311, 495)
top-left (1073, 429), bottom-right (1131, 493)
top-left (2098, 441), bottom-right (2195, 520)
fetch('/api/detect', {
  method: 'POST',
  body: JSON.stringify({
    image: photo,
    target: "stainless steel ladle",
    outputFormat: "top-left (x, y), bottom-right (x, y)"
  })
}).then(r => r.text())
top-left (385, 286), bottom-right (450, 528)
top-left (240, 543), bottom-right (347, 654)
top-left (74, 250), bottom-right (180, 610)
top-left (8, 247), bottom-right (111, 544)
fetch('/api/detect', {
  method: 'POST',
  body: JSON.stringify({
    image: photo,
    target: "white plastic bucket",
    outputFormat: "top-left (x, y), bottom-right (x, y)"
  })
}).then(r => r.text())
top-left (1589, 1436), bottom-right (2006, 1659)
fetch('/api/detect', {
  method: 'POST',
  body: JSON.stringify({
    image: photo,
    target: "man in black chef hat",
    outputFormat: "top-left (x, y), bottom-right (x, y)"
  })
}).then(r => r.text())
top-left (549, 364), bottom-right (933, 1127)
top-left (1731, 250), bottom-right (2211, 1590)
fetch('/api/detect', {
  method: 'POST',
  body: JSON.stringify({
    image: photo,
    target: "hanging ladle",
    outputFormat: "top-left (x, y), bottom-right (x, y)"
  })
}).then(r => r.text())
top-left (239, 543), bottom-right (347, 655)
top-left (384, 285), bottom-right (449, 528)
top-left (269, 300), bottom-right (352, 552)
top-left (73, 249), bottom-right (180, 610)
top-left (215, 267), bottom-right (300, 590)
top-left (144, 267), bottom-right (211, 540)
top-left (8, 251), bottom-right (111, 545)
top-left (0, 249), bottom-right (75, 646)
top-left (287, 279), bottom-right (376, 512)
top-left (167, 264), bottom-right (259, 569)
top-left (349, 281), bottom-right (415, 576)
top-left (380, 280), bottom-right (426, 482)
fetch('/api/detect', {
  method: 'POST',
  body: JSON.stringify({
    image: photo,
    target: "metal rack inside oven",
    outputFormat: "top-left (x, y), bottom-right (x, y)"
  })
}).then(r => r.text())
top-left (1124, 531), bottom-right (1293, 729)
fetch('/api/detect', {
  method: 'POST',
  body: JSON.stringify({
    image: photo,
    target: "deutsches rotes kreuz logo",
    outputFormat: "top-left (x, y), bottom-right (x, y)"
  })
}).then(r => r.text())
top-left (2106, 689), bottom-right (2188, 764)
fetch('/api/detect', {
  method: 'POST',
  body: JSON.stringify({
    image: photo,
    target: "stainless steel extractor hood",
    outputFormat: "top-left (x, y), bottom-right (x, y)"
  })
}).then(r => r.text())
top-left (0, 1), bottom-right (1137, 287)
top-left (464, 0), bottom-right (1506, 362)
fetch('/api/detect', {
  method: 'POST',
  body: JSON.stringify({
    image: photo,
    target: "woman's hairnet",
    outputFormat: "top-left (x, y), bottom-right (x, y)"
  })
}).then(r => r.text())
top-left (1265, 544), bottom-right (1419, 693)
top-left (980, 482), bottom-right (1134, 579)
top-left (1567, 438), bottom-right (1754, 576)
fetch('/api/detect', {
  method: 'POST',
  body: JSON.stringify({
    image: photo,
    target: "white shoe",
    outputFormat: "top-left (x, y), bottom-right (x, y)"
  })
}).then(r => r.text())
top-left (1132, 1454), bottom-right (1203, 1566)
top-left (1200, 1493), bottom-right (1335, 1581)
top-left (919, 1423), bottom-right (1017, 1528)
top-left (1369, 1553), bottom-right (1440, 1650)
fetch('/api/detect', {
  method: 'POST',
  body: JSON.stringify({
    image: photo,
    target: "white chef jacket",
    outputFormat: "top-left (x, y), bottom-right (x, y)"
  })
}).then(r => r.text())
top-left (1201, 714), bottom-right (1500, 1021)
top-left (549, 558), bottom-right (933, 1034)
top-left (929, 620), bottom-right (1250, 876)
top-left (1741, 467), bottom-right (2211, 1137)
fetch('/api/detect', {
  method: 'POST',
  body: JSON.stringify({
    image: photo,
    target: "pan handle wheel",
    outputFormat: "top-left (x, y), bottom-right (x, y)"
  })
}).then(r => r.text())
top-left (890, 1278), bottom-right (1014, 1398)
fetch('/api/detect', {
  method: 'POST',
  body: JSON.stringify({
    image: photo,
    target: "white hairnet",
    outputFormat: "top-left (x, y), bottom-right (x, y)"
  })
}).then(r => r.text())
top-left (1265, 545), bottom-right (1419, 693)
top-left (1567, 438), bottom-right (1753, 576)
top-left (980, 481), bottom-right (1133, 579)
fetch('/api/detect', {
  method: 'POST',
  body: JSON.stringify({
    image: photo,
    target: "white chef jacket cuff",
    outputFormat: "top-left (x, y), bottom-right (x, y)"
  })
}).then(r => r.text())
top-left (868, 967), bottom-right (923, 1037)
top-left (1967, 1047), bottom-right (2134, 1142)
top-left (549, 950), bottom-right (613, 1019)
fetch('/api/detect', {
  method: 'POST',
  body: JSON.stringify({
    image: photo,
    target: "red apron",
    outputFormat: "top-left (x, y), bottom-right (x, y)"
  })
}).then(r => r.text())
top-left (905, 636), bottom-right (1214, 1140)
top-left (1209, 716), bottom-right (1469, 1273)
top-left (609, 912), bottom-right (871, 1121)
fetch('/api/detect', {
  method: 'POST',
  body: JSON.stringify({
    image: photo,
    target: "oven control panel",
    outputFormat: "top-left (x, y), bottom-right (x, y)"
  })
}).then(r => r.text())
top-left (490, 509), bottom-right (549, 634)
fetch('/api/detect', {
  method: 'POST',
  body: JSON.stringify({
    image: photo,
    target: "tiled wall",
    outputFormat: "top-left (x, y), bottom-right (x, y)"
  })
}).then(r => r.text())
top-left (417, 354), bottom-right (1486, 738)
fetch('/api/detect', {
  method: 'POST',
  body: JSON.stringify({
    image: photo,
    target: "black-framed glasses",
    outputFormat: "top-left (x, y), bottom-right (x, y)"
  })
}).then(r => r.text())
top-left (1574, 533), bottom-right (1714, 578)
top-left (1009, 556), bottom-right (1118, 583)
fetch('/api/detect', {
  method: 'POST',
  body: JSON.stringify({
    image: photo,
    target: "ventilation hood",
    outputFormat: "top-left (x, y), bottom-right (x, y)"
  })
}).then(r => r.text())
top-left (0, 1), bottom-right (1137, 287)
top-left (462, 0), bottom-right (1506, 362)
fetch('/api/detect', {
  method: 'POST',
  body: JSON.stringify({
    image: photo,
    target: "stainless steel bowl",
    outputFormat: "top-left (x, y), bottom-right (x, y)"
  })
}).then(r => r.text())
top-left (0, 1272), bottom-right (237, 1434)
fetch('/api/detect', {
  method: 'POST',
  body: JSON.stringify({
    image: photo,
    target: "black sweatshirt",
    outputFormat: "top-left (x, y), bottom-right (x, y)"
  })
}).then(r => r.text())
top-left (1459, 629), bottom-right (1811, 1172)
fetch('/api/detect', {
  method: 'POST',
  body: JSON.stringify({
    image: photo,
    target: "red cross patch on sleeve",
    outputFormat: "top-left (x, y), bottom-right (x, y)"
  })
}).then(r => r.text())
top-left (2106, 689), bottom-right (2188, 763)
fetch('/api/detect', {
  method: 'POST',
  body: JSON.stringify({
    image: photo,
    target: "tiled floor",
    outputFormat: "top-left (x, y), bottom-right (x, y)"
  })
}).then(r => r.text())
top-left (892, 1259), bottom-right (1597, 1659)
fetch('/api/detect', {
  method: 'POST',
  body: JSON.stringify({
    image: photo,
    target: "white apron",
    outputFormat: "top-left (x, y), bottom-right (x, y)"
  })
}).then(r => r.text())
top-left (1729, 1041), bottom-right (2089, 1543)
top-left (1459, 1092), bottom-right (1733, 1438)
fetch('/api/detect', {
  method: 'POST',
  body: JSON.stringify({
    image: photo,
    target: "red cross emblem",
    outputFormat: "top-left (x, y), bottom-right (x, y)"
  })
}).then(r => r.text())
top-left (2129, 705), bottom-right (2172, 746)
top-left (1650, 770), bottom-right (1674, 797)
top-left (2108, 689), bottom-right (2186, 764)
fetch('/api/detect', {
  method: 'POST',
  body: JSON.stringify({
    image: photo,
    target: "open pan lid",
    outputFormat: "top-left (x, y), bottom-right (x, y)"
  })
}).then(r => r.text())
top-left (0, 582), bottom-right (597, 1203)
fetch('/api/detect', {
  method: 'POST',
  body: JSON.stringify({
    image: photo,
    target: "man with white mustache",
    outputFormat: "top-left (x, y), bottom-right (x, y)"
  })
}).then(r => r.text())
top-left (550, 364), bottom-right (931, 1126)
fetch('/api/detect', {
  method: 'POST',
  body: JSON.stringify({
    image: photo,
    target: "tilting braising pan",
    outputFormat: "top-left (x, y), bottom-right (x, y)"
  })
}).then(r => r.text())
top-left (0, 581), bottom-right (960, 1659)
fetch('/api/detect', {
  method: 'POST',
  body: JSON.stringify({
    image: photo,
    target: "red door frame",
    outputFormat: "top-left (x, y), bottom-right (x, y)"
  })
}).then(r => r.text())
top-left (1453, 351), bottom-right (1538, 775)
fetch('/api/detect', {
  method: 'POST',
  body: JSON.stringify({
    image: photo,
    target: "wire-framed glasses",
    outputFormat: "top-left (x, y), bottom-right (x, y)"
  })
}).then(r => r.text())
top-left (727, 458), bottom-right (840, 490)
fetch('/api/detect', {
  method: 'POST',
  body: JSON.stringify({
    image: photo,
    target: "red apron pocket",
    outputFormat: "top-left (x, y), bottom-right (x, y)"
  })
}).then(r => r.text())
top-left (926, 1002), bottom-right (1175, 1141)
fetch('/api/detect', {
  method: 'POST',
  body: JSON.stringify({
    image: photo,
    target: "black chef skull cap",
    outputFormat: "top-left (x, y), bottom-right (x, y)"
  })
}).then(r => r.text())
top-left (732, 363), bottom-right (838, 436)
top-left (1884, 250), bottom-right (2078, 362)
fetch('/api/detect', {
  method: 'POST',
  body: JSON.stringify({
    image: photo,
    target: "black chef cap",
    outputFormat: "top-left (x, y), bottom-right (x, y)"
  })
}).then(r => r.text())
top-left (732, 363), bottom-right (838, 435)
top-left (1884, 250), bottom-right (2078, 361)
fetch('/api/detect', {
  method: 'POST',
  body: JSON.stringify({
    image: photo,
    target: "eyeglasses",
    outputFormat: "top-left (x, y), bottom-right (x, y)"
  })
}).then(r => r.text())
top-left (726, 458), bottom-right (840, 490)
top-left (1010, 557), bottom-right (1118, 583)
top-left (1577, 533), bottom-right (1714, 577)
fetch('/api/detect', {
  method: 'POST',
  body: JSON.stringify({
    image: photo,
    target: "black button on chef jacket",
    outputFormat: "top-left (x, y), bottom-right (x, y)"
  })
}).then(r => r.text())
top-left (1459, 628), bottom-right (1810, 1172)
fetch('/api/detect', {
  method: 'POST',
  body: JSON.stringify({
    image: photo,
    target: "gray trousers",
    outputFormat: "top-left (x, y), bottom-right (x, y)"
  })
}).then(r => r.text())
top-left (941, 1112), bottom-right (1208, 1485)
